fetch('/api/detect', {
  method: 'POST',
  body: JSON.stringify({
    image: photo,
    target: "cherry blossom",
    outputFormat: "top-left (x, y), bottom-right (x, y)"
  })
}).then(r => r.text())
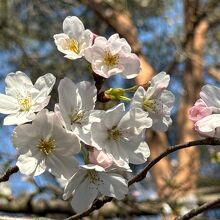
top-left (90, 103), bottom-right (151, 168)
top-left (84, 33), bottom-right (141, 78)
top-left (55, 77), bottom-right (101, 145)
top-left (0, 71), bottom-right (55, 125)
top-left (11, 109), bottom-right (80, 178)
top-left (131, 72), bottom-right (175, 132)
top-left (54, 16), bottom-right (93, 60)
top-left (190, 85), bottom-right (220, 137)
top-left (63, 164), bottom-right (128, 213)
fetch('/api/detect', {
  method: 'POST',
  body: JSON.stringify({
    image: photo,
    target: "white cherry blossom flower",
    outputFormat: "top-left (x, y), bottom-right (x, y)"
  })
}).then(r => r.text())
top-left (63, 164), bottom-right (128, 213)
top-left (11, 109), bottom-right (81, 178)
top-left (90, 103), bottom-right (151, 167)
top-left (54, 16), bottom-right (93, 60)
top-left (55, 77), bottom-right (100, 145)
top-left (191, 85), bottom-right (220, 137)
top-left (84, 33), bottom-right (141, 79)
top-left (0, 71), bottom-right (55, 125)
top-left (131, 72), bottom-right (175, 132)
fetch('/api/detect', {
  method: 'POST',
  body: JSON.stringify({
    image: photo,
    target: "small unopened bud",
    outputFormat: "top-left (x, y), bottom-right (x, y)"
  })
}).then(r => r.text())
top-left (105, 88), bottom-right (131, 102)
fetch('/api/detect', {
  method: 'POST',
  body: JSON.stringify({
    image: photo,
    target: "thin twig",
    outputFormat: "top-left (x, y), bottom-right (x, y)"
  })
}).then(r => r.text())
top-left (0, 165), bottom-right (19, 183)
top-left (175, 197), bottom-right (220, 220)
top-left (65, 138), bottom-right (220, 220)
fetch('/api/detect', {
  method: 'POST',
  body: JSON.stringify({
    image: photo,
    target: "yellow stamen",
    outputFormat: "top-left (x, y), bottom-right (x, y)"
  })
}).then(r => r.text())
top-left (87, 170), bottom-right (100, 183)
top-left (142, 97), bottom-right (156, 112)
top-left (103, 51), bottom-right (119, 67)
top-left (38, 137), bottom-right (55, 155)
top-left (70, 110), bottom-right (85, 124)
top-left (107, 128), bottom-right (121, 140)
top-left (18, 94), bottom-right (32, 111)
top-left (67, 39), bottom-right (79, 54)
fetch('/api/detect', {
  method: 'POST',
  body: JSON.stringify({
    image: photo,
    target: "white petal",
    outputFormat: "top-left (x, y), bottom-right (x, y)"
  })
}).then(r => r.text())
top-left (46, 154), bottom-right (79, 179)
top-left (91, 122), bottom-right (107, 150)
top-left (11, 123), bottom-right (41, 154)
top-left (105, 139), bottom-right (128, 162)
top-left (84, 43), bottom-right (105, 63)
top-left (16, 153), bottom-right (45, 176)
top-left (52, 124), bottom-right (81, 156)
top-left (31, 96), bottom-right (51, 112)
top-left (71, 123), bottom-right (93, 145)
top-left (34, 73), bottom-right (56, 96)
top-left (3, 111), bottom-right (35, 125)
top-left (63, 169), bottom-right (87, 200)
top-left (98, 172), bottom-right (128, 200)
top-left (63, 16), bottom-right (85, 40)
top-left (195, 114), bottom-right (220, 137)
top-left (128, 139), bottom-right (150, 164)
top-left (0, 94), bottom-right (18, 114)
top-left (70, 178), bottom-right (98, 213)
top-left (54, 33), bottom-right (71, 54)
top-left (103, 103), bottom-right (125, 129)
top-left (119, 109), bottom-right (152, 135)
top-left (200, 84), bottom-right (220, 108)
top-left (32, 109), bottom-right (53, 137)
top-left (58, 78), bottom-right (79, 114)
top-left (119, 52), bottom-right (141, 79)
top-left (150, 72), bottom-right (170, 94)
top-left (64, 53), bottom-right (82, 60)
top-left (131, 86), bottom-right (145, 108)
top-left (54, 104), bottom-right (69, 129)
top-left (5, 71), bottom-right (33, 96)
top-left (80, 29), bottom-right (93, 50)
top-left (108, 33), bottom-right (130, 54)
top-left (81, 164), bottom-right (105, 172)
top-left (76, 81), bottom-right (97, 109)
top-left (160, 90), bottom-right (175, 111)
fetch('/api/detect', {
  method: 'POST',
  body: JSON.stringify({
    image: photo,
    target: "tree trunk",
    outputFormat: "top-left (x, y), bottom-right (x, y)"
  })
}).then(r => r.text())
top-left (174, 0), bottom-right (209, 198)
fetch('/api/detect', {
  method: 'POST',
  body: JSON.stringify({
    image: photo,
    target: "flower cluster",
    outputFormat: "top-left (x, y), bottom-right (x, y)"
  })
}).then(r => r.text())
top-left (0, 16), bottom-right (175, 213)
top-left (189, 85), bottom-right (220, 137)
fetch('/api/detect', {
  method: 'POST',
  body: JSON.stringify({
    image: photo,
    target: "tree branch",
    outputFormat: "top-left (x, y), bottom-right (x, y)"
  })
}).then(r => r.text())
top-left (0, 166), bottom-right (19, 183)
top-left (175, 197), bottom-right (220, 220)
top-left (65, 138), bottom-right (220, 220)
top-left (207, 67), bottom-right (220, 83)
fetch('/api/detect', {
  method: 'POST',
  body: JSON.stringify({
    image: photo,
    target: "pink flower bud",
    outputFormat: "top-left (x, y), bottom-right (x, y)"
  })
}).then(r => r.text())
top-left (189, 99), bottom-right (212, 122)
top-left (89, 149), bottom-right (113, 169)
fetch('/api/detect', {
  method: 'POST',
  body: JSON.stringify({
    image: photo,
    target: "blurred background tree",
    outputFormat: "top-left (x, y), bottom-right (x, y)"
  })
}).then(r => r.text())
top-left (0, 0), bottom-right (219, 219)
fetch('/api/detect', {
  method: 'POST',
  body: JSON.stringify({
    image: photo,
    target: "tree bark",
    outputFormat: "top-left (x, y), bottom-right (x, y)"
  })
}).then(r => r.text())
top-left (174, 0), bottom-right (209, 198)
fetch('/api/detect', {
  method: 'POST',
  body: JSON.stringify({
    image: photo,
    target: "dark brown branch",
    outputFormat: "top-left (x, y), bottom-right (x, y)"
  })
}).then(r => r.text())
top-left (129, 138), bottom-right (220, 186)
top-left (0, 166), bottom-right (19, 183)
top-left (92, 72), bottom-right (106, 94)
top-left (65, 138), bottom-right (220, 220)
top-left (175, 197), bottom-right (220, 220)
top-left (65, 197), bottom-right (112, 220)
